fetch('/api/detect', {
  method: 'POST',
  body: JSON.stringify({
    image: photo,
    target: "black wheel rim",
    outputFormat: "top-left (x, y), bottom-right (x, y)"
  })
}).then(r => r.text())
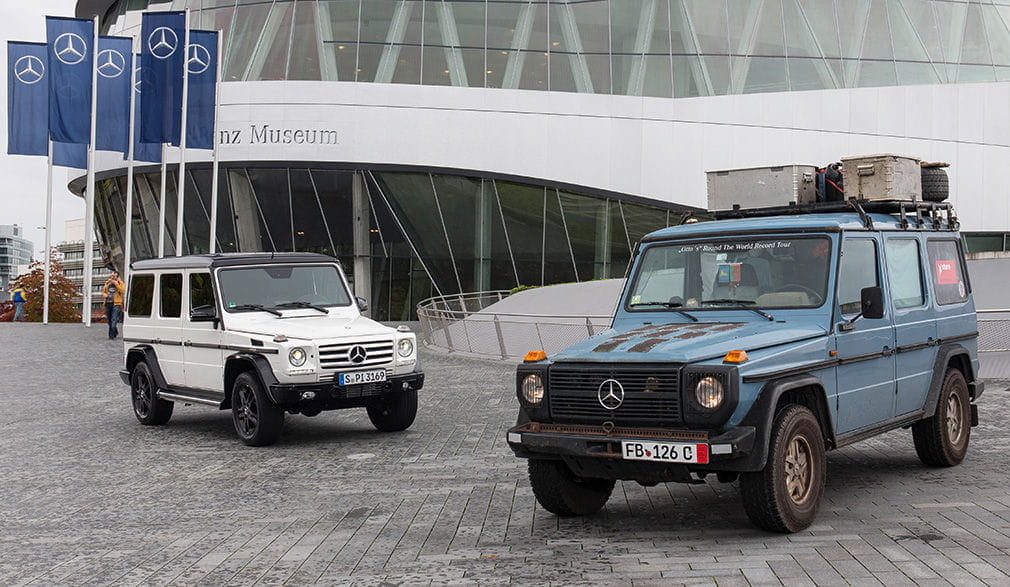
top-left (132, 373), bottom-right (152, 418)
top-left (235, 384), bottom-right (259, 438)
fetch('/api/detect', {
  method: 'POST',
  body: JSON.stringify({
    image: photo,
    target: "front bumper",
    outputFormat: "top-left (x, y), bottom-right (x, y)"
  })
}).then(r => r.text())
top-left (268, 371), bottom-right (424, 407)
top-left (506, 421), bottom-right (759, 480)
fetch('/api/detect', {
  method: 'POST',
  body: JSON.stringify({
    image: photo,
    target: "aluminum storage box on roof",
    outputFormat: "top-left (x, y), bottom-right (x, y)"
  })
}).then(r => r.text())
top-left (706, 164), bottom-right (818, 210)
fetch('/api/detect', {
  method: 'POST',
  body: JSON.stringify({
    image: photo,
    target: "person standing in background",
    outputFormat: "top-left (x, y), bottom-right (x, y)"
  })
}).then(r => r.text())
top-left (10, 286), bottom-right (27, 321)
top-left (102, 271), bottom-right (126, 339)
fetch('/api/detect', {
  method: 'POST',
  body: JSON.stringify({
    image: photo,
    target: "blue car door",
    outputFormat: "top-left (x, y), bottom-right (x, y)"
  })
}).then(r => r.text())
top-left (884, 236), bottom-right (936, 416)
top-left (833, 235), bottom-right (897, 434)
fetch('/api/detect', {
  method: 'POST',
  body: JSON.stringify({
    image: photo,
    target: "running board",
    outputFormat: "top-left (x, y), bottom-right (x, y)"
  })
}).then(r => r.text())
top-left (158, 390), bottom-right (223, 407)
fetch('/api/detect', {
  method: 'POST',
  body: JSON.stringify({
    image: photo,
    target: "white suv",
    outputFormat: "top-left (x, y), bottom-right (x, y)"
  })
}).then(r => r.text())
top-left (118, 253), bottom-right (423, 446)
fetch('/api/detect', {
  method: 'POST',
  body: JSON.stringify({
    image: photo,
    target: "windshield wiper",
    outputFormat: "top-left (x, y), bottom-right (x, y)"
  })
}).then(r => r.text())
top-left (275, 301), bottom-right (328, 314)
top-left (629, 302), bottom-right (699, 322)
top-left (230, 304), bottom-right (282, 317)
top-left (700, 299), bottom-right (775, 322)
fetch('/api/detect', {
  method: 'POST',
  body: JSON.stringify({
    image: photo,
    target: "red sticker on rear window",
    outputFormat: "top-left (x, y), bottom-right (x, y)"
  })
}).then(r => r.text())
top-left (935, 260), bottom-right (958, 285)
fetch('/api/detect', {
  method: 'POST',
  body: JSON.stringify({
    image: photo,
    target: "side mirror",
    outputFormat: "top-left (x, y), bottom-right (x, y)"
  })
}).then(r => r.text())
top-left (860, 286), bottom-right (885, 320)
top-left (190, 304), bottom-right (219, 322)
top-left (355, 297), bottom-right (368, 312)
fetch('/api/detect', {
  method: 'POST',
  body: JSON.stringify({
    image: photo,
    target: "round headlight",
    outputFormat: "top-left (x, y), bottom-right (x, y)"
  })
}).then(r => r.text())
top-left (288, 347), bottom-right (307, 367)
top-left (695, 376), bottom-right (725, 409)
top-left (521, 373), bottom-right (544, 406)
top-left (398, 338), bottom-right (414, 358)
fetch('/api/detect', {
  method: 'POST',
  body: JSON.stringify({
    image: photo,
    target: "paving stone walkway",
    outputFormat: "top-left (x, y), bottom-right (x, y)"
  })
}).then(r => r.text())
top-left (1, 324), bottom-right (1010, 585)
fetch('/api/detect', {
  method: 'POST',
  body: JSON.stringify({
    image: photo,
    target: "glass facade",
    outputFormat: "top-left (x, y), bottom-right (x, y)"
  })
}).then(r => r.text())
top-left (88, 165), bottom-right (690, 320)
top-left (102, 0), bottom-right (1010, 97)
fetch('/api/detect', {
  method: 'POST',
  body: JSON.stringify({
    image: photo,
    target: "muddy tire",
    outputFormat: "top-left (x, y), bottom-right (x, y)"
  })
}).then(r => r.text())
top-left (740, 405), bottom-right (826, 533)
top-left (528, 459), bottom-right (614, 517)
top-left (131, 361), bottom-right (173, 425)
top-left (913, 369), bottom-right (970, 467)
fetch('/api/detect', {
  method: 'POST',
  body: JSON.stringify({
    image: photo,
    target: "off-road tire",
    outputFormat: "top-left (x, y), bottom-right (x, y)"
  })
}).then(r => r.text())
top-left (740, 405), bottom-right (825, 533)
top-left (921, 166), bottom-right (949, 202)
top-left (131, 361), bottom-right (173, 425)
top-left (231, 371), bottom-right (284, 446)
top-left (367, 390), bottom-right (418, 432)
top-left (528, 459), bottom-right (615, 517)
top-left (912, 368), bottom-right (970, 467)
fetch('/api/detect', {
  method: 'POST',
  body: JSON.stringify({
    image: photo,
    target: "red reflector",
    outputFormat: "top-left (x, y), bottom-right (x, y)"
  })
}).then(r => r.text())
top-left (696, 444), bottom-right (709, 464)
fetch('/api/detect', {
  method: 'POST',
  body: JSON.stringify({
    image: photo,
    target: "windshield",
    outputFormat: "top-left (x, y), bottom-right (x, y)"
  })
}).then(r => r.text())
top-left (627, 236), bottom-right (831, 310)
top-left (217, 264), bottom-right (351, 312)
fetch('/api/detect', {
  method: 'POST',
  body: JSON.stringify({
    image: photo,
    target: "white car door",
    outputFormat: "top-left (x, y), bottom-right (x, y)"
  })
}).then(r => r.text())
top-left (183, 270), bottom-right (224, 392)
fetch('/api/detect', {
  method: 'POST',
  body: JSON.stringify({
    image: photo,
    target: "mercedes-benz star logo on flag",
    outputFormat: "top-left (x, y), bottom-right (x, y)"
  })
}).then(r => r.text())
top-left (148, 27), bottom-right (179, 59)
top-left (598, 379), bottom-right (624, 410)
top-left (13, 55), bottom-right (44, 85)
top-left (54, 33), bottom-right (87, 65)
top-left (187, 44), bottom-right (210, 74)
top-left (348, 345), bottom-right (368, 364)
top-left (96, 49), bottom-right (126, 79)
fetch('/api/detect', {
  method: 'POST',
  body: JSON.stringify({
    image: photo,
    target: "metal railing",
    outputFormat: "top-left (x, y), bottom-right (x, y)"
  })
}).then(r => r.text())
top-left (978, 309), bottom-right (1010, 353)
top-left (416, 291), bottom-right (612, 361)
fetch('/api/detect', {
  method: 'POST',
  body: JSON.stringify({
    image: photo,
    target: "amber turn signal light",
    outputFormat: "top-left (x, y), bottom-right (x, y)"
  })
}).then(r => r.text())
top-left (524, 350), bottom-right (547, 362)
top-left (723, 350), bottom-right (748, 363)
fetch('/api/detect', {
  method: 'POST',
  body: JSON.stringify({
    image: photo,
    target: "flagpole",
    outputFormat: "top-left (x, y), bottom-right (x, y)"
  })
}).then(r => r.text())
top-left (44, 139), bottom-right (54, 325)
top-left (175, 9), bottom-right (190, 257)
top-left (123, 53), bottom-right (137, 286)
top-left (209, 31), bottom-right (222, 254)
top-left (82, 16), bottom-right (99, 327)
top-left (158, 145), bottom-right (167, 257)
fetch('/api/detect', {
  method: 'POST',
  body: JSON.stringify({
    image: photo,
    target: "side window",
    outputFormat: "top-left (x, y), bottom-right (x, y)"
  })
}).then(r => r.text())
top-left (926, 240), bottom-right (968, 305)
top-left (128, 274), bottom-right (154, 317)
top-left (885, 239), bottom-right (925, 309)
top-left (190, 273), bottom-right (215, 311)
top-left (160, 274), bottom-right (183, 318)
top-left (838, 239), bottom-right (878, 315)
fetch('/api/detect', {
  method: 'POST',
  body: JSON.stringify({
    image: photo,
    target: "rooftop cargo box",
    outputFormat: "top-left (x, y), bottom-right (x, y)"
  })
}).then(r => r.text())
top-left (841, 154), bottom-right (921, 201)
top-left (706, 164), bottom-right (817, 211)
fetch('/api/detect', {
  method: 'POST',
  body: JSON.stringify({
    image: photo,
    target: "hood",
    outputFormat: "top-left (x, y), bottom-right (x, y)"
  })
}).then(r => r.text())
top-left (552, 320), bottom-right (828, 364)
top-left (227, 313), bottom-right (395, 341)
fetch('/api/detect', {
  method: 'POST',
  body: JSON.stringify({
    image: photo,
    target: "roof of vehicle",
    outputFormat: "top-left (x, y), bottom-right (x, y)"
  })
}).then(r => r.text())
top-left (131, 252), bottom-right (340, 271)
top-left (644, 200), bottom-right (958, 243)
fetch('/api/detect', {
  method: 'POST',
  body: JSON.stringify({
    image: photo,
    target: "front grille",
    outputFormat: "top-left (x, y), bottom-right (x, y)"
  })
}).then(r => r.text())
top-left (318, 339), bottom-right (394, 369)
top-left (548, 363), bottom-right (682, 427)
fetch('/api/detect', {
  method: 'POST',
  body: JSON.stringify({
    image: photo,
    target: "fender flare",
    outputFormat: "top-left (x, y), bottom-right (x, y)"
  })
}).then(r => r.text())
top-left (223, 352), bottom-right (279, 408)
top-left (125, 345), bottom-right (168, 391)
top-left (733, 374), bottom-right (834, 471)
top-left (923, 344), bottom-right (974, 417)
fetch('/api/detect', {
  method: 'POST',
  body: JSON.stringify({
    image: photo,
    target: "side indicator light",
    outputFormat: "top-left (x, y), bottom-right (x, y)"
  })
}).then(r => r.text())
top-left (524, 350), bottom-right (547, 362)
top-left (829, 350), bottom-right (838, 357)
top-left (723, 350), bottom-right (748, 363)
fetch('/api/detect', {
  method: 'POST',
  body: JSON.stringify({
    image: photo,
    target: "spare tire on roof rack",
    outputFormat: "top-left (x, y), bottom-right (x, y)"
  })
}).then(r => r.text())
top-left (921, 162), bottom-right (949, 202)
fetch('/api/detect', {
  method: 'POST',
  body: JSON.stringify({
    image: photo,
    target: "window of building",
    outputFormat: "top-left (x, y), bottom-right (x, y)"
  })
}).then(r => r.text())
top-left (838, 238), bottom-right (878, 315)
top-left (885, 239), bottom-right (925, 309)
top-left (926, 239), bottom-right (968, 305)
top-left (128, 274), bottom-right (154, 317)
top-left (160, 273), bottom-right (183, 318)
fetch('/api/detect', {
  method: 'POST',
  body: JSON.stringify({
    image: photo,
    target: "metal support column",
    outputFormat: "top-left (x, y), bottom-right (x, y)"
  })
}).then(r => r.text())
top-left (352, 172), bottom-right (372, 313)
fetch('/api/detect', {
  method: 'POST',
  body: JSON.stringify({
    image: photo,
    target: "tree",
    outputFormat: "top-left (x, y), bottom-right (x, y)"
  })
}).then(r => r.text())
top-left (6, 248), bottom-right (82, 322)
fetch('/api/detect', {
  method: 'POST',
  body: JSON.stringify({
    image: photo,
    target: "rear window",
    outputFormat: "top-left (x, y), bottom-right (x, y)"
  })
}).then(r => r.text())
top-left (926, 240), bottom-right (968, 305)
top-left (160, 274), bottom-right (183, 318)
top-left (128, 274), bottom-right (154, 317)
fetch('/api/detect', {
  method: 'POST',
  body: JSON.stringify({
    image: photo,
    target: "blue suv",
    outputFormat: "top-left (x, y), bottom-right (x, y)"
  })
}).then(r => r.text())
top-left (507, 201), bottom-right (981, 533)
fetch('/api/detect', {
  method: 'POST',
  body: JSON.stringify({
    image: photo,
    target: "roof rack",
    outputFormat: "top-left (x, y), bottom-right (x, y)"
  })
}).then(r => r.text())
top-left (712, 199), bottom-right (958, 231)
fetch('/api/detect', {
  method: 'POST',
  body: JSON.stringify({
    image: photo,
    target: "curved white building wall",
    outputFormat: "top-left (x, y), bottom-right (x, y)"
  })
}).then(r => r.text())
top-left (111, 79), bottom-right (1009, 231)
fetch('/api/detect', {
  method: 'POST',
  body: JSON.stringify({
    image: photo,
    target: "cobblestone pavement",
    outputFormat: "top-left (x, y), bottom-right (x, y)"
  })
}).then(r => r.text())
top-left (2, 324), bottom-right (1010, 585)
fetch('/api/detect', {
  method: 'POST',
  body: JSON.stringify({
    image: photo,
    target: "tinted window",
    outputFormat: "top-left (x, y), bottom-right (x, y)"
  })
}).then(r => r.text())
top-left (885, 239), bottom-right (925, 309)
top-left (160, 274), bottom-right (182, 318)
top-left (190, 273), bottom-right (215, 311)
top-left (128, 274), bottom-right (154, 317)
top-left (926, 240), bottom-right (968, 305)
top-left (838, 239), bottom-right (878, 315)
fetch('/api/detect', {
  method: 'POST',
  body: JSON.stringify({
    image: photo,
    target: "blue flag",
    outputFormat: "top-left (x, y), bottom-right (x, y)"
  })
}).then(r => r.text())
top-left (7, 42), bottom-right (49, 156)
top-left (140, 11), bottom-right (185, 144)
top-left (53, 141), bottom-right (87, 169)
top-left (132, 55), bottom-right (163, 163)
top-left (180, 30), bottom-right (217, 150)
top-left (96, 36), bottom-right (131, 154)
top-left (46, 16), bottom-right (94, 144)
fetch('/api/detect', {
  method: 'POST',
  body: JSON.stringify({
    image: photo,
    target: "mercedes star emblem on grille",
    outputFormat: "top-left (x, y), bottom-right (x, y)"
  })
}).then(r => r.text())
top-left (598, 378), bottom-right (624, 410)
top-left (348, 345), bottom-right (368, 364)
